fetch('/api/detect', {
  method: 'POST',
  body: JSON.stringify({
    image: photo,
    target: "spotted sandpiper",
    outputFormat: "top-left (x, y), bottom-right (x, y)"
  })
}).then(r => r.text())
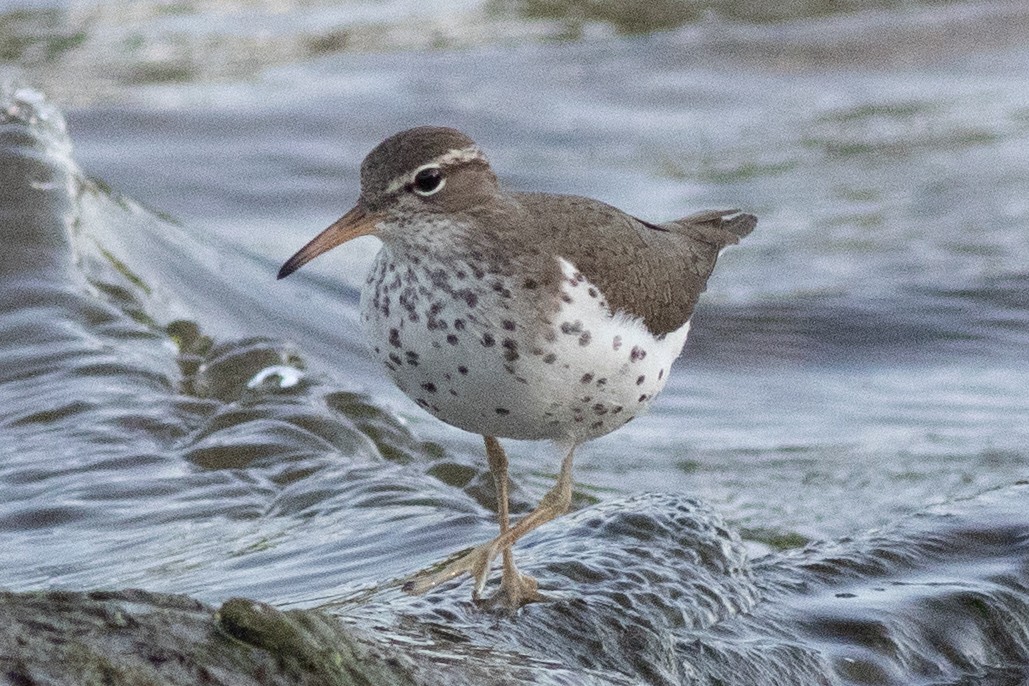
top-left (278, 127), bottom-right (755, 609)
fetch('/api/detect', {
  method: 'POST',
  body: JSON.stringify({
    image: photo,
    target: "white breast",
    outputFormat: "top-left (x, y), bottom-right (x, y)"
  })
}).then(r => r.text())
top-left (361, 251), bottom-right (690, 443)
top-left (522, 257), bottom-right (691, 441)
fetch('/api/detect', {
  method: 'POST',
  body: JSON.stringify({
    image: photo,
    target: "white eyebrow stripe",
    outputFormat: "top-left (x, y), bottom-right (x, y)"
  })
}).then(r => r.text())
top-left (384, 145), bottom-right (488, 194)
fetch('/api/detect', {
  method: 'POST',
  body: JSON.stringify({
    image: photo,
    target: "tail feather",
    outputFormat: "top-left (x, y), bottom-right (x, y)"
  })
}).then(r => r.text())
top-left (667, 209), bottom-right (757, 248)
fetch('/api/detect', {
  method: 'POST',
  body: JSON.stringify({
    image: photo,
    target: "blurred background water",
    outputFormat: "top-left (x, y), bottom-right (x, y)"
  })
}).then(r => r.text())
top-left (2, 1), bottom-right (1028, 683)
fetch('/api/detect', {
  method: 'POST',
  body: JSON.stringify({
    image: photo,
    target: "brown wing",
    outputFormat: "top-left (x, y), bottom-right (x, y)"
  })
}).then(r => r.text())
top-left (510, 193), bottom-right (756, 337)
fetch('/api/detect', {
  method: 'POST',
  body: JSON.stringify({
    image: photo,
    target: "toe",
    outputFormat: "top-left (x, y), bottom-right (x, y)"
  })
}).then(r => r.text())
top-left (403, 542), bottom-right (496, 596)
top-left (478, 570), bottom-right (542, 611)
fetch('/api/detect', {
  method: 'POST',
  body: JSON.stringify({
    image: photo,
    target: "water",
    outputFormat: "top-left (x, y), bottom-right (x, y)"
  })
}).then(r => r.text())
top-left (2, 1), bottom-right (1029, 683)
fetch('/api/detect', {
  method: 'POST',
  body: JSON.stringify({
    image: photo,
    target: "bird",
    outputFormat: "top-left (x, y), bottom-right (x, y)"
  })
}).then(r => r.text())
top-left (277, 126), bottom-right (756, 610)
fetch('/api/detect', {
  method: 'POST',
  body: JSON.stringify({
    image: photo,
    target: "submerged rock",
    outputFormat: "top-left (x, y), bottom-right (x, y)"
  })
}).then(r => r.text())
top-left (5, 486), bottom-right (1029, 685)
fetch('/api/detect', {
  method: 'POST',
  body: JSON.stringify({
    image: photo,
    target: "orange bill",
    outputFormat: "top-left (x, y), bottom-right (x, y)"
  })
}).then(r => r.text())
top-left (277, 204), bottom-right (382, 279)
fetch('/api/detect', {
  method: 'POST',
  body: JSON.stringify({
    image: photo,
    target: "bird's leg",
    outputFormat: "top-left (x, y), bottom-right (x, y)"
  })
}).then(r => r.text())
top-left (481, 436), bottom-right (540, 608)
top-left (490, 443), bottom-right (575, 555)
top-left (403, 442), bottom-right (577, 609)
top-left (400, 435), bottom-right (512, 598)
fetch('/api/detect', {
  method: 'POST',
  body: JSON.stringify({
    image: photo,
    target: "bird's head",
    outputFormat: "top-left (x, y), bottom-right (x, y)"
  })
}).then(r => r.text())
top-left (278, 126), bottom-right (498, 279)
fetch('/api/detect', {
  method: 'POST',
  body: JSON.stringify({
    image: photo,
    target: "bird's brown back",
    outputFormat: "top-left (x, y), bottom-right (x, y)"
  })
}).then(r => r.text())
top-left (506, 193), bottom-right (756, 336)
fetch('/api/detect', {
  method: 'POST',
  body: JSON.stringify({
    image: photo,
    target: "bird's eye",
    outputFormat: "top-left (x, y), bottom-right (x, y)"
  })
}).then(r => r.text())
top-left (411, 166), bottom-right (445, 196)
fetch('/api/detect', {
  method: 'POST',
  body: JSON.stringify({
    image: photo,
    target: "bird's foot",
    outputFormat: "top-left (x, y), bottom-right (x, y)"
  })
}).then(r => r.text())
top-left (401, 540), bottom-right (543, 610)
top-left (478, 567), bottom-right (542, 612)
top-left (401, 539), bottom-right (499, 598)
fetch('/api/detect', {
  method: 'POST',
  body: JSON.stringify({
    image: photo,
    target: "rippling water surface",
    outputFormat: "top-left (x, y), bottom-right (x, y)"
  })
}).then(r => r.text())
top-left (2, 1), bottom-right (1029, 683)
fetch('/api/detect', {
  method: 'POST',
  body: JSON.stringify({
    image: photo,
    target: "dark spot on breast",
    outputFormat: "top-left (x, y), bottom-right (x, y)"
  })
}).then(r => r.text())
top-left (502, 320), bottom-right (516, 331)
top-left (578, 331), bottom-right (591, 346)
top-left (560, 320), bottom-right (583, 335)
top-left (561, 294), bottom-right (573, 304)
top-left (495, 407), bottom-right (510, 416)
top-left (456, 270), bottom-right (467, 280)
top-left (590, 420), bottom-right (604, 429)
top-left (630, 346), bottom-right (647, 362)
top-left (482, 333), bottom-right (495, 347)
top-left (581, 373), bottom-right (594, 384)
top-left (416, 398), bottom-right (430, 409)
top-left (389, 283), bottom-right (412, 311)
top-left (612, 405), bottom-right (623, 414)
top-left (588, 287), bottom-right (597, 298)
top-left (593, 404), bottom-right (608, 415)
top-left (421, 382), bottom-right (437, 393)
top-left (389, 328), bottom-right (401, 348)
top-left (408, 312), bottom-right (420, 323)
top-left (612, 335), bottom-right (622, 350)
top-left (596, 377), bottom-right (607, 387)
top-left (658, 368), bottom-right (665, 380)
top-left (429, 302), bottom-right (444, 315)
top-left (581, 396), bottom-right (592, 403)
top-left (486, 278), bottom-right (512, 298)
top-left (523, 278), bottom-right (538, 290)
top-left (543, 353), bottom-right (557, 364)
top-left (463, 291), bottom-right (478, 308)
top-left (429, 271), bottom-right (450, 290)
top-left (636, 375), bottom-right (646, 385)
top-left (388, 353), bottom-right (403, 366)
top-left (454, 319), bottom-right (466, 330)
top-left (638, 394), bottom-right (649, 402)
top-left (502, 338), bottom-right (519, 362)
top-left (447, 334), bottom-right (459, 345)
top-left (458, 365), bottom-right (469, 375)
top-left (472, 265), bottom-right (485, 279)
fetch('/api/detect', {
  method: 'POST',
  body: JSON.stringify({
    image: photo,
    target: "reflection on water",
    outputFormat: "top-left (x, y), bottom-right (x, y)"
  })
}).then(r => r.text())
top-left (2, 0), bottom-right (1029, 682)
